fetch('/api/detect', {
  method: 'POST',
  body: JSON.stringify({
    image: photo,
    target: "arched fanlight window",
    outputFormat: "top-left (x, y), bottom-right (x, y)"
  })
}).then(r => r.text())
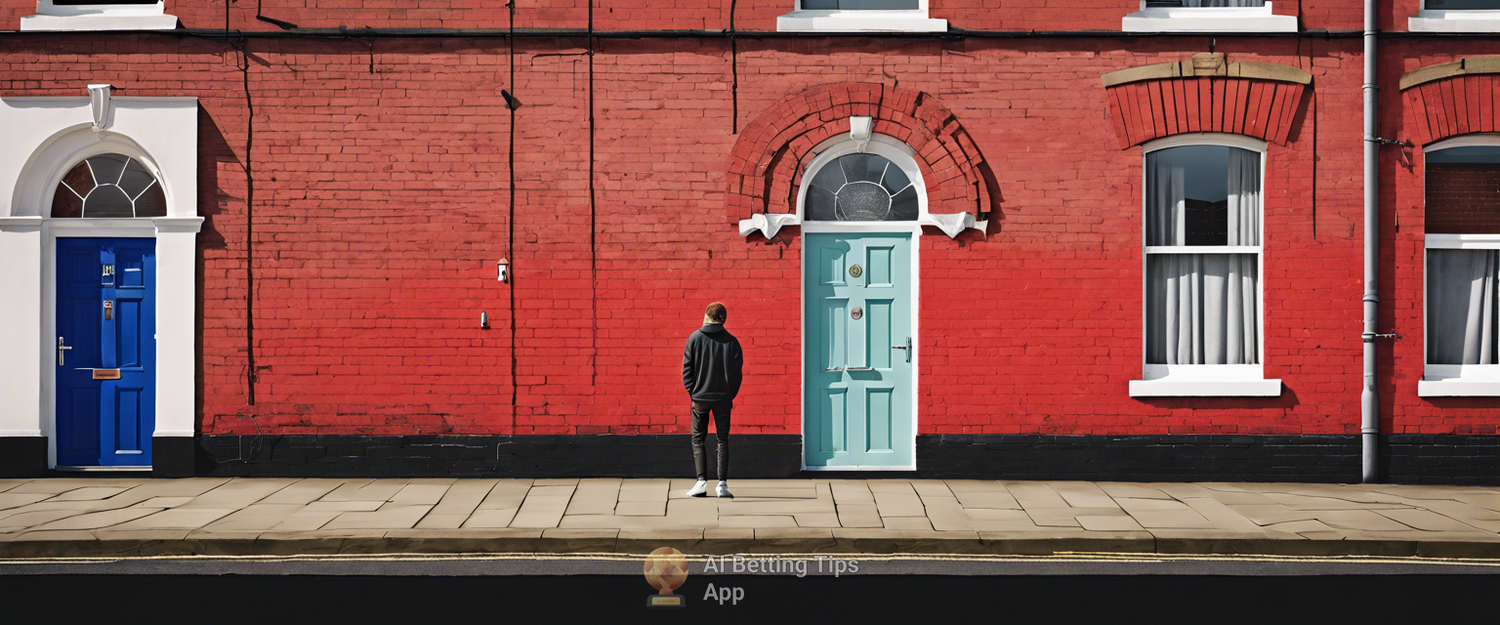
top-left (804, 153), bottom-right (919, 222)
top-left (51, 153), bottom-right (167, 218)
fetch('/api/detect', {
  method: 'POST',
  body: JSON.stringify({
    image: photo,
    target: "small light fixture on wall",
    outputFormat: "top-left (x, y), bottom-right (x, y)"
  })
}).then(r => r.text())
top-left (497, 258), bottom-right (509, 283)
top-left (480, 311), bottom-right (489, 329)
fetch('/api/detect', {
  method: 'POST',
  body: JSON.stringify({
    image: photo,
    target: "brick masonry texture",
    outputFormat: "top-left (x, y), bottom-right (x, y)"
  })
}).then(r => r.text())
top-left (1, 2), bottom-right (1498, 452)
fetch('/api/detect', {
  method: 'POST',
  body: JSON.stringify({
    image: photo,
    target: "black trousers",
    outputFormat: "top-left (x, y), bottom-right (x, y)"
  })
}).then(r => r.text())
top-left (690, 399), bottom-right (731, 481)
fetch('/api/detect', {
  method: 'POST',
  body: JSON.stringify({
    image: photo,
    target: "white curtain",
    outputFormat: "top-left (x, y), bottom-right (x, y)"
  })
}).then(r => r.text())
top-left (1146, 149), bottom-right (1261, 365)
top-left (1428, 249), bottom-right (1500, 365)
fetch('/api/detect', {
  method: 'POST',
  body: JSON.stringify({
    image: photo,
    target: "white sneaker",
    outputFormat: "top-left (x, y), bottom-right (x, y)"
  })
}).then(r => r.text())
top-left (686, 480), bottom-right (708, 498)
top-left (716, 481), bottom-right (733, 498)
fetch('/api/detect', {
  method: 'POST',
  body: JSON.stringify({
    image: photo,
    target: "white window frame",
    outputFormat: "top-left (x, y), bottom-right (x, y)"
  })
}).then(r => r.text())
top-left (21, 0), bottom-right (178, 32)
top-left (1418, 134), bottom-right (1500, 396)
top-left (1129, 133), bottom-right (1282, 397)
top-left (1410, 0), bottom-right (1500, 33)
top-left (1122, 1), bottom-right (1297, 33)
top-left (777, 0), bottom-right (946, 33)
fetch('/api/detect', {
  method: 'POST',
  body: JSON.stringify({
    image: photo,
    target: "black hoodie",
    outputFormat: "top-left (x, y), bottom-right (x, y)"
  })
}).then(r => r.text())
top-left (682, 323), bottom-right (744, 403)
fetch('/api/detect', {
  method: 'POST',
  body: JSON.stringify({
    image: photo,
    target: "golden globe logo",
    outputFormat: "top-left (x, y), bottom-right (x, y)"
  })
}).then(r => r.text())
top-left (643, 547), bottom-right (689, 608)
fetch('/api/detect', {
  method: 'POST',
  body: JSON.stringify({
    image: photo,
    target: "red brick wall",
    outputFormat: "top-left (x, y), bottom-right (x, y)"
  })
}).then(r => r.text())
top-left (2, 0), bottom-right (1372, 33)
top-left (0, 4), bottom-right (1483, 439)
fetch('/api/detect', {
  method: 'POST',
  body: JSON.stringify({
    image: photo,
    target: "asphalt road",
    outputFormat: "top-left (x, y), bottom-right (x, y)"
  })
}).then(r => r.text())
top-left (3, 554), bottom-right (1497, 620)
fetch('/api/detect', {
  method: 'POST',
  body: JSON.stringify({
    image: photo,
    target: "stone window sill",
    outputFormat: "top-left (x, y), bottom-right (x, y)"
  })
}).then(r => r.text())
top-left (20, 13), bottom-right (178, 32)
top-left (1122, 6), bottom-right (1297, 33)
top-left (776, 10), bottom-right (946, 33)
top-left (1417, 379), bottom-right (1500, 397)
top-left (1409, 15), bottom-right (1500, 33)
top-left (1129, 378), bottom-right (1283, 397)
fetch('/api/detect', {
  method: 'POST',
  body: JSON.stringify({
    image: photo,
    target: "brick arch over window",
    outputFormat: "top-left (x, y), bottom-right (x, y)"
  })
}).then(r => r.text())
top-left (1400, 57), bottom-right (1500, 146)
top-left (725, 83), bottom-right (994, 230)
top-left (1102, 53), bottom-right (1311, 150)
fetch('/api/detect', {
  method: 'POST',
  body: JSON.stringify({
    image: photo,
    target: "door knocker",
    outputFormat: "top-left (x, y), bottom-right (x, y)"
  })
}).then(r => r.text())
top-left (849, 264), bottom-right (862, 278)
top-left (851, 306), bottom-right (863, 320)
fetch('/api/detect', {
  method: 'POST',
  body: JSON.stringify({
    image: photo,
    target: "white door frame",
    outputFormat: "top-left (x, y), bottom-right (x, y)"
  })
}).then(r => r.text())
top-left (0, 95), bottom-right (200, 470)
top-left (798, 134), bottom-right (924, 471)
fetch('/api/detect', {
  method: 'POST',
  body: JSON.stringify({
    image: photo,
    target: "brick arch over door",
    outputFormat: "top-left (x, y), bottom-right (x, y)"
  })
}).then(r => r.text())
top-left (1400, 57), bottom-right (1500, 146)
top-left (724, 83), bottom-right (994, 227)
top-left (1102, 53), bottom-right (1311, 150)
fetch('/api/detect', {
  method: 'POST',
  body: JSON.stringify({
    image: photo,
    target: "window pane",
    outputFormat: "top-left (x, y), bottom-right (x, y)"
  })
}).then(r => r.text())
top-left (1145, 1), bottom-right (1266, 6)
top-left (802, 0), bottom-right (838, 8)
top-left (1146, 253), bottom-right (1259, 365)
top-left (1426, 146), bottom-right (1500, 234)
top-left (805, 153), bottom-right (917, 222)
top-left (87, 154), bottom-right (128, 186)
top-left (83, 185), bottom-right (135, 218)
top-left (134, 182), bottom-right (167, 218)
top-left (841, 0), bottom-right (919, 9)
top-left (1427, 0), bottom-right (1500, 9)
top-left (1145, 145), bottom-right (1260, 246)
top-left (1428, 249), bottom-right (1500, 364)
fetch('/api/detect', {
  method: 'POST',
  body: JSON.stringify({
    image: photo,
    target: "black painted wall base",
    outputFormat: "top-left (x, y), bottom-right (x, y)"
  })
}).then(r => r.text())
top-left (197, 434), bottom-right (804, 479)
top-left (184, 433), bottom-right (1500, 484)
top-left (0, 437), bottom-right (47, 477)
top-left (152, 436), bottom-right (197, 478)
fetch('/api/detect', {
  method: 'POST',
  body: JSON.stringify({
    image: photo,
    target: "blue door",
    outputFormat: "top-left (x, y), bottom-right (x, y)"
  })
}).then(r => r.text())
top-left (804, 232), bottom-right (913, 468)
top-left (56, 238), bottom-right (156, 467)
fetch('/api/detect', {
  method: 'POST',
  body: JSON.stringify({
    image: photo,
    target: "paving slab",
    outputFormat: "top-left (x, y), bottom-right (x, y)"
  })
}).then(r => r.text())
top-left (428, 479), bottom-right (500, 517)
top-left (111, 508), bottom-right (236, 530)
top-left (30, 507), bottom-right (161, 531)
top-left (181, 479), bottom-right (297, 508)
top-left (616, 501), bottom-right (667, 516)
top-left (718, 515), bottom-right (797, 528)
top-left (323, 505), bottom-right (433, 530)
top-left (1006, 482), bottom-right (1071, 508)
top-left (203, 504), bottom-right (307, 532)
top-left (318, 479), bottom-right (409, 503)
top-left (794, 513), bottom-right (842, 528)
top-left (463, 508), bottom-right (518, 528)
top-left (834, 504), bottom-right (882, 528)
top-left (49, 487), bottom-right (130, 501)
top-left (259, 479), bottom-right (349, 505)
top-left (1077, 515), bottom-right (1146, 531)
top-left (954, 490), bottom-right (1021, 510)
top-left (1375, 508), bottom-right (1488, 532)
top-left (0, 493), bottom-right (55, 511)
top-left (1050, 482), bottom-right (1118, 509)
top-left (829, 481), bottom-right (875, 504)
top-left (872, 491), bottom-right (925, 517)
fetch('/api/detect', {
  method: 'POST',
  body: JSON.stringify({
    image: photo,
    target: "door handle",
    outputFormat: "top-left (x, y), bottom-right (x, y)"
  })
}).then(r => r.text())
top-left (58, 336), bottom-right (72, 366)
top-left (892, 336), bottom-right (912, 363)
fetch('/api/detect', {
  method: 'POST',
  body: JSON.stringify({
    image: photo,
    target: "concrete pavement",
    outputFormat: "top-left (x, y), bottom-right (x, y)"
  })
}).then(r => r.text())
top-left (4, 477), bottom-right (1500, 557)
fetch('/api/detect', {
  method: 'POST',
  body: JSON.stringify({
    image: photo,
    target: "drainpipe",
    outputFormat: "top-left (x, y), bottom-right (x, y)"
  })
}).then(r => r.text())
top-left (1361, 0), bottom-right (1379, 483)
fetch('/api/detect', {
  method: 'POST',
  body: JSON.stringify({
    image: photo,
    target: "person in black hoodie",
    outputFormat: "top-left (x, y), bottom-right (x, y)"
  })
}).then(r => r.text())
top-left (682, 302), bottom-right (743, 498)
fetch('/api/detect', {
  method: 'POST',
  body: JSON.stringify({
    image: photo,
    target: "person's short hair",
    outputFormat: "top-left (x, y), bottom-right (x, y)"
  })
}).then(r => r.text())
top-left (705, 302), bottom-right (727, 323)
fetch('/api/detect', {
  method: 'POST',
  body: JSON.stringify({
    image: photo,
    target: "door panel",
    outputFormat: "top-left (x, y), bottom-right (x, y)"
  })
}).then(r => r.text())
top-left (56, 238), bottom-right (155, 467)
top-left (805, 232), bottom-right (913, 468)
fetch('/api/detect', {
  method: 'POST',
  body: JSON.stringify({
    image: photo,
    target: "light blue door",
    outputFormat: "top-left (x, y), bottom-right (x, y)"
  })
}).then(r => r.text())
top-left (804, 232), bottom-right (913, 468)
top-left (56, 238), bottom-right (156, 467)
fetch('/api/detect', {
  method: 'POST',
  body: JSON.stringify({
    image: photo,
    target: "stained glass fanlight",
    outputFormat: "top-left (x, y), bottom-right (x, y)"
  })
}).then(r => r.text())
top-left (804, 153), bottom-right (919, 222)
top-left (51, 154), bottom-right (167, 219)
